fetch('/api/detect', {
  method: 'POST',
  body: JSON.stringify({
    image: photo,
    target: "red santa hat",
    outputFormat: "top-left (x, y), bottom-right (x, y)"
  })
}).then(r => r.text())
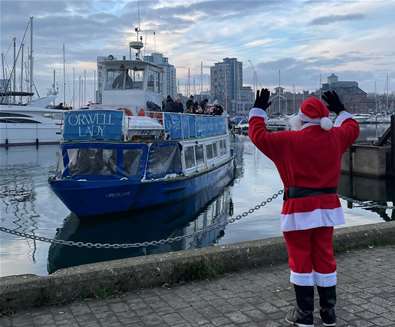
top-left (298, 97), bottom-right (333, 131)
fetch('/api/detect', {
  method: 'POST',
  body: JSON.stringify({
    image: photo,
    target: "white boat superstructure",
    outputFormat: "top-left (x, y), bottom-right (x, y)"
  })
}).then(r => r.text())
top-left (0, 104), bottom-right (65, 147)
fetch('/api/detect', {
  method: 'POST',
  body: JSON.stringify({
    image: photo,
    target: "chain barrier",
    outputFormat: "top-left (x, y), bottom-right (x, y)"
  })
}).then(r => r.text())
top-left (0, 189), bottom-right (284, 249)
top-left (1, 189), bottom-right (393, 249)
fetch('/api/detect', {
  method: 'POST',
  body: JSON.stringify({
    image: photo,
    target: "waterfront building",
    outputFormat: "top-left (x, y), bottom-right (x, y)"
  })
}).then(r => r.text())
top-left (210, 58), bottom-right (242, 114)
top-left (144, 53), bottom-right (177, 99)
top-left (320, 73), bottom-right (369, 113)
top-left (232, 86), bottom-right (254, 116)
top-left (269, 87), bottom-right (313, 116)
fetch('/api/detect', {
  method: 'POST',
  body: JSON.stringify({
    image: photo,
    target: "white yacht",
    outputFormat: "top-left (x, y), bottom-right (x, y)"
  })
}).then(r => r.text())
top-left (0, 96), bottom-right (65, 147)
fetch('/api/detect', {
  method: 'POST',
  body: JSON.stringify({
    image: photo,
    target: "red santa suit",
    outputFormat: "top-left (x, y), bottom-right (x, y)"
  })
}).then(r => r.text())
top-left (248, 97), bottom-right (359, 287)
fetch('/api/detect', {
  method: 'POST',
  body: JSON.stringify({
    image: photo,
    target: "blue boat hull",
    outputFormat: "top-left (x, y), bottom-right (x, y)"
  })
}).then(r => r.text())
top-left (50, 158), bottom-right (235, 217)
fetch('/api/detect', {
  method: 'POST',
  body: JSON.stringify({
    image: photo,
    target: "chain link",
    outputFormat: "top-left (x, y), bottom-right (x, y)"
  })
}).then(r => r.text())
top-left (1, 189), bottom-right (394, 249)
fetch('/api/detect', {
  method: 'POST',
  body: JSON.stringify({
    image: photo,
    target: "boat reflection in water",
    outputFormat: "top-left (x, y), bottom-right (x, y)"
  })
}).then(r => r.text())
top-left (339, 174), bottom-right (395, 221)
top-left (47, 186), bottom-right (233, 273)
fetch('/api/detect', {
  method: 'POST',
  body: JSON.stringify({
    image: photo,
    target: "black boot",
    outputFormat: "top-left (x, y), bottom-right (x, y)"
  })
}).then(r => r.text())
top-left (285, 285), bottom-right (314, 326)
top-left (317, 286), bottom-right (336, 326)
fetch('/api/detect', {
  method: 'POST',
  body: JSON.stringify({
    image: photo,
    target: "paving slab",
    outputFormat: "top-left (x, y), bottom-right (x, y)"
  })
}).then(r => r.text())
top-left (1, 245), bottom-right (394, 327)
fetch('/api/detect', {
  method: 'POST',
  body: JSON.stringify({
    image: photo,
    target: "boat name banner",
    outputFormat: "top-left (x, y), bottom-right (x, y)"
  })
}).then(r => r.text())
top-left (63, 110), bottom-right (123, 141)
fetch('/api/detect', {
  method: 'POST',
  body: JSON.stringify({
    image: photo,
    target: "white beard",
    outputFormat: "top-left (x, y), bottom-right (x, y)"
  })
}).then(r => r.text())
top-left (288, 115), bottom-right (303, 131)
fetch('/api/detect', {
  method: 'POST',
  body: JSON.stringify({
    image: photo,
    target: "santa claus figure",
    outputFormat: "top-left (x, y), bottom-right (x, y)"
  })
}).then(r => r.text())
top-left (248, 89), bottom-right (359, 326)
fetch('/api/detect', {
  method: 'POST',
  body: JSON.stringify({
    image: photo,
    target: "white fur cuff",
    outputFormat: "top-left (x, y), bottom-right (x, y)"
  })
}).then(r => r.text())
top-left (249, 107), bottom-right (268, 122)
top-left (334, 111), bottom-right (353, 127)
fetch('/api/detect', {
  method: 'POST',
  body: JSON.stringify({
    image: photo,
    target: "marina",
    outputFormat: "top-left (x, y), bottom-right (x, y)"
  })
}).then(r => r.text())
top-left (0, 130), bottom-right (393, 277)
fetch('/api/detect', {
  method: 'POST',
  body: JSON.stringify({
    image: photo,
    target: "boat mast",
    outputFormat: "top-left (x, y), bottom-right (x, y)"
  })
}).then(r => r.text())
top-left (20, 43), bottom-right (24, 103)
top-left (386, 72), bottom-right (389, 112)
top-left (278, 69), bottom-right (281, 115)
top-left (93, 70), bottom-right (96, 103)
top-left (72, 67), bottom-right (75, 109)
top-left (13, 37), bottom-right (16, 103)
top-left (29, 16), bottom-right (33, 102)
top-left (63, 43), bottom-right (66, 105)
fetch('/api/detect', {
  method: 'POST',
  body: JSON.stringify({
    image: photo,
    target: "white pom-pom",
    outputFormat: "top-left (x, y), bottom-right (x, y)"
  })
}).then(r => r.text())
top-left (288, 115), bottom-right (303, 131)
top-left (320, 117), bottom-right (333, 131)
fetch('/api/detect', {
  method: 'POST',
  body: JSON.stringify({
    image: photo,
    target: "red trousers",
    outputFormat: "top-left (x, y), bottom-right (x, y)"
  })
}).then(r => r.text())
top-left (283, 227), bottom-right (337, 287)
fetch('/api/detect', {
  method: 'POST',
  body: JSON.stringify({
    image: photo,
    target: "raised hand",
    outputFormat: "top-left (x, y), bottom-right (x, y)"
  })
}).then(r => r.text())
top-left (254, 88), bottom-right (272, 111)
top-left (322, 90), bottom-right (345, 115)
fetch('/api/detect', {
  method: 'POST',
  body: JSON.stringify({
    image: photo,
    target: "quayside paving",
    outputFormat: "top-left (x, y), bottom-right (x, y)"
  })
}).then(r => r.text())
top-left (1, 245), bottom-right (394, 327)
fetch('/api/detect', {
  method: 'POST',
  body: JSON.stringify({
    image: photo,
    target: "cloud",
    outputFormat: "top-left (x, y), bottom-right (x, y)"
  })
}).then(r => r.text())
top-left (245, 39), bottom-right (273, 48)
top-left (310, 13), bottom-right (365, 25)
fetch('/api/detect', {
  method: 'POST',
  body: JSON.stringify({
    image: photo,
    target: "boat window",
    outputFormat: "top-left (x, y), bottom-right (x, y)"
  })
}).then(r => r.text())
top-left (67, 148), bottom-right (117, 176)
top-left (105, 67), bottom-right (144, 90)
top-left (147, 72), bottom-right (155, 92)
top-left (219, 139), bottom-right (227, 155)
top-left (146, 142), bottom-right (182, 179)
top-left (185, 146), bottom-right (196, 169)
top-left (123, 149), bottom-right (143, 176)
top-left (0, 118), bottom-right (41, 124)
top-left (127, 69), bottom-right (144, 89)
top-left (0, 112), bottom-right (31, 118)
top-left (213, 142), bottom-right (218, 157)
top-left (195, 144), bottom-right (204, 165)
top-left (206, 144), bottom-right (214, 160)
top-left (155, 71), bottom-right (160, 93)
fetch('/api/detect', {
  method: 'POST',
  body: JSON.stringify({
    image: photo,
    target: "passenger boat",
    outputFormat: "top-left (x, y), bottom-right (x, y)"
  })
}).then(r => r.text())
top-left (49, 109), bottom-right (234, 217)
top-left (47, 187), bottom-right (232, 272)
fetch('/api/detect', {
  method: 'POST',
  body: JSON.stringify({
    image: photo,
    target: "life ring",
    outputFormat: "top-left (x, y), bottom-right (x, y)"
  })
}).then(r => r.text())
top-left (138, 108), bottom-right (145, 116)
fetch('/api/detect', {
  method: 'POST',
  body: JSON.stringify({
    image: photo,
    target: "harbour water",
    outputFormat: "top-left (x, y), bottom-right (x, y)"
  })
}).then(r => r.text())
top-left (0, 125), bottom-right (393, 277)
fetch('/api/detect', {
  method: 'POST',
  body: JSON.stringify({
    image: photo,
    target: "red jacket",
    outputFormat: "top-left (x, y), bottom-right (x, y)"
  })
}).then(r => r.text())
top-left (248, 108), bottom-right (359, 231)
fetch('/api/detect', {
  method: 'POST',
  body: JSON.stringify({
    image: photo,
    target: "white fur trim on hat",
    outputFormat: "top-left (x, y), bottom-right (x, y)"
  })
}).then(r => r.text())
top-left (320, 117), bottom-right (333, 131)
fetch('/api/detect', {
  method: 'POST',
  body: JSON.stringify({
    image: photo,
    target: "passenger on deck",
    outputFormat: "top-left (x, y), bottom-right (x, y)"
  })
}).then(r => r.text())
top-left (174, 97), bottom-right (184, 113)
top-left (164, 95), bottom-right (175, 112)
top-left (186, 95), bottom-right (194, 112)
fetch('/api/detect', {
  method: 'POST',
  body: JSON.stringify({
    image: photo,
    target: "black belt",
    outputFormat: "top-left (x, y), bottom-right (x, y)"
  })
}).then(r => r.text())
top-left (284, 187), bottom-right (337, 200)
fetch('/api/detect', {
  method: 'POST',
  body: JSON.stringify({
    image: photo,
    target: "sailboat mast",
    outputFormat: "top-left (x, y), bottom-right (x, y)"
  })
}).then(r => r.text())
top-left (13, 37), bottom-right (16, 103)
top-left (63, 44), bottom-right (66, 105)
top-left (29, 16), bottom-right (33, 101)
top-left (20, 43), bottom-right (24, 103)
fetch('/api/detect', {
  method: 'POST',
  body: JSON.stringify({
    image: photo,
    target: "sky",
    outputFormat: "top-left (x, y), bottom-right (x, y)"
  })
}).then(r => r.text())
top-left (1, 0), bottom-right (394, 104)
